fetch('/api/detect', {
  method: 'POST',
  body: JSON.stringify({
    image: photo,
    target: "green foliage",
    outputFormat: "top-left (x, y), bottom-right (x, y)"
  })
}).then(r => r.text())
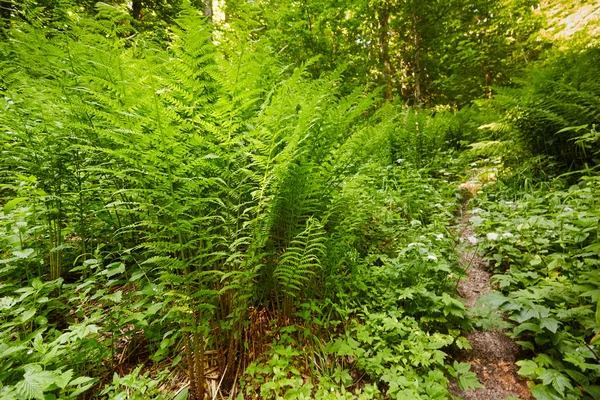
top-left (5, 0), bottom-right (594, 398)
top-left (0, 2), bottom-right (479, 398)
top-left (473, 173), bottom-right (600, 399)
top-left (495, 48), bottom-right (600, 168)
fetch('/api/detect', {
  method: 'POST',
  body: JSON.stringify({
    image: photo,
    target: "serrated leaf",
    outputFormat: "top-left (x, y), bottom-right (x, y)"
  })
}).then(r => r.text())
top-left (458, 370), bottom-right (482, 391)
top-left (516, 360), bottom-right (540, 378)
top-left (56, 370), bottom-right (73, 389)
top-left (540, 318), bottom-right (560, 333)
top-left (70, 381), bottom-right (96, 397)
top-left (146, 302), bottom-right (163, 315)
top-left (476, 291), bottom-right (508, 308)
top-left (103, 291), bottom-right (122, 302)
top-left (539, 369), bottom-right (573, 396)
top-left (15, 365), bottom-right (58, 400)
top-left (530, 384), bottom-right (563, 400)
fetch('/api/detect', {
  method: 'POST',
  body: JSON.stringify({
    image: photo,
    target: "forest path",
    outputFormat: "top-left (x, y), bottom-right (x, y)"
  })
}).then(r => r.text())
top-left (448, 184), bottom-right (531, 400)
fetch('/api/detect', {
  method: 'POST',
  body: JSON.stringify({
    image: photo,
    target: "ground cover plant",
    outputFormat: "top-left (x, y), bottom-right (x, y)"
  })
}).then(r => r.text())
top-left (472, 172), bottom-right (600, 400)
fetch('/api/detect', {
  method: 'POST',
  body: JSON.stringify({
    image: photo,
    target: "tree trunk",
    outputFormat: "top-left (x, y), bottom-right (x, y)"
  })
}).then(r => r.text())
top-left (131, 0), bottom-right (142, 20)
top-left (378, 5), bottom-right (393, 102)
top-left (412, 10), bottom-right (422, 106)
top-left (204, 0), bottom-right (213, 22)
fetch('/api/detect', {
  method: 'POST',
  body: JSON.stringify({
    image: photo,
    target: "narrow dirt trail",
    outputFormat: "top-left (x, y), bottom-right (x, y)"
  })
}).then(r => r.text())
top-left (449, 189), bottom-right (531, 400)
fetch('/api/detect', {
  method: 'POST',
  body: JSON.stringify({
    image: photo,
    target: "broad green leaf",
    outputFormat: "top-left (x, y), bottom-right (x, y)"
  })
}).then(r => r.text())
top-left (540, 318), bottom-right (560, 333)
top-left (129, 270), bottom-right (145, 282)
top-left (70, 381), bottom-right (96, 397)
top-left (4, 197), bottom-right (27, 213)
top-left (565, 369), bottom-right (589, 387)
top-left (55, 370), bottom-right (73, 389)
top-left (15, 365), bottom-right (58, 400)
top-left (584, 385), bottom-right (600, 399)
top-left (458, 370), bottom-right (482, 391)
top-left (513, 322), bottom-right (542, 336)
top-left (20, 308), bottom-right (36, 323)
top-left (530, 255), bottom-right (543, 266)
top-left (13, 248), bottom-right (35, 259)
top-left (516, 360), bottom-right (540, 378)
top-left (0, 344), bottom-right (27, 358)
top-left (530, 384), bottom-right (562, 400)
top-left (539, 369), bottom-right (573, 396)
top-left (103, 262), bottom-right (125, 278)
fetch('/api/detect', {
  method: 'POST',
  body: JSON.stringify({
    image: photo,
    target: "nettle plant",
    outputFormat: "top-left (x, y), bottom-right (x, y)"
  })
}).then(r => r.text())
top-left (472, 174), bottom-right (600, 399)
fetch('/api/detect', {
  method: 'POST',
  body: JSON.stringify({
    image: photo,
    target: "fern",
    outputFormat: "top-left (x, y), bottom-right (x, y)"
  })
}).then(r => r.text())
top-left (496, 48), bottom-right (600, 168)
top-left (275, 218), bottom-right (326, 316)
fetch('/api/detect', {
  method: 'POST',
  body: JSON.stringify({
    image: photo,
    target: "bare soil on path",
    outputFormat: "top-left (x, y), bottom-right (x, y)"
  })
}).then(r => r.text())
top-left (448, 195), bottom-right (531, 400)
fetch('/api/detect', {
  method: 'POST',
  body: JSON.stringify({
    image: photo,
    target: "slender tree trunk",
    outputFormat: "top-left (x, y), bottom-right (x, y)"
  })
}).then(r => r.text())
top-left (131, 0), bottom-right (142, 20)
top-left (484, 70), bottom-right (492, 99)
top-left (412, 10), bottom-right (422, 106)
top-left (378, 5), bottom-right (393, 101)
top-left (204, 0), bottom-right (213, 22)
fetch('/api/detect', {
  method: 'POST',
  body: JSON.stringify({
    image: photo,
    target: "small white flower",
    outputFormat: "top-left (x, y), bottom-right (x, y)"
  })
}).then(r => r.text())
top-left (434, 203), bottom-right (443, 208)
top-left (563, 206), bottom-right (573, 212)
top-left (427, 254), bottom-right (438, 261)
top-left (467, 236), bottom-right (478, 245)
top-left (27, 350), bottom-right (33, 355)
top-left (487, 232), bottom-right (499, 241)
top-left (471, 208), bottom-right (483, 214)
top-left (396, 158), bottom-right (405, 164)
top-left (502, 232), bottom-right (513, 238)
top-left (435, 234), bottom-right (444, 240)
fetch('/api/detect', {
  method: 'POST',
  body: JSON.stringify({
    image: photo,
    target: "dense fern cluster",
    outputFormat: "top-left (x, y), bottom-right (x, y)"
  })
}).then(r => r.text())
top-left (496, 48), bottom-right (600, 168)
top-left (0, 4), bottom-right (470, 398)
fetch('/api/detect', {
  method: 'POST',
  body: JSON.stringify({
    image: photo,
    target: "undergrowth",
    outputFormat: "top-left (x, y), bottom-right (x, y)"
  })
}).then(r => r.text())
top-left (472, 170), bottom-right (600, 399)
